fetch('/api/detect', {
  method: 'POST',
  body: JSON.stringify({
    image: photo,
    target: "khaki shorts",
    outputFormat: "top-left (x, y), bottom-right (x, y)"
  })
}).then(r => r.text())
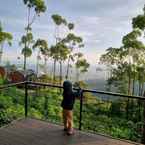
top-left (63, 109), bottom-right (73, 129)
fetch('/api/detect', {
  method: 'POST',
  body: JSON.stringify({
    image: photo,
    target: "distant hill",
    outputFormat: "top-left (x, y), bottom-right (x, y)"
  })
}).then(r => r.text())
top-left (85, 78), bottom-right (107, 91)
top-left (84, 78), bottom-right (121, 101)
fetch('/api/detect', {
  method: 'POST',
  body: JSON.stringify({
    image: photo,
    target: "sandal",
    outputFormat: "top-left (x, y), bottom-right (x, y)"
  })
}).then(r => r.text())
top-left (67, 128), bottom-right (74, 135)
top-left (63, 128), bottom-right (67, 131)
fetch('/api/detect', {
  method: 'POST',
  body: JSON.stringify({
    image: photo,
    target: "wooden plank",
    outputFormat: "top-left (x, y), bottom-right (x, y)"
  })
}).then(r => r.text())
top-left (0, 118), bottom-right (141, 145)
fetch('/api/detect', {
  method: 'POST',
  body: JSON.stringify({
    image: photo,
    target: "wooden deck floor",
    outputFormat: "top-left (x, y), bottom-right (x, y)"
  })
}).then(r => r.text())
top-left (0, 118), bottom-right (140, 145)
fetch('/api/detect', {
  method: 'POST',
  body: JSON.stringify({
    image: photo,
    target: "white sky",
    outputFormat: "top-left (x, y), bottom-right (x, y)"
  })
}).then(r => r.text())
top-left (0, 0), bottom-right (145, 65)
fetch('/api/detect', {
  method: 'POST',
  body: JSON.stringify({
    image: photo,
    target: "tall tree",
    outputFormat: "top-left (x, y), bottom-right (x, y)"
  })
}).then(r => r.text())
top-left (132, 5), bottom-right (145, 143)
top-left (62, 33), bottom-right (84, 79)
top-left (132, 5), bottom-right (145, 35)
top-left (20, 32), bottom-right (34, 69)
top-left (100, 29), bottom-right (145, 119)
top-left (33, 39), bottom-right (49, 75)
top-left (122, 29), bottom-right (143, 95)
top-left (0, 22), bottom-right (13, 64)
top-left (74, 53), bottom-right (90, 82)
top-left (50, 45), bottom-right (59, 83)
top-left (65, 23), bottom-right (74, 80)
top-left (51, 14), bottom-right (67, 83)
top-left (57, 42), bottom-right (70, 85)
top-left (100, 29), bottom-right (145, 95)
top-left (50, 42), bottom-right (70, 84)
top-left (21, 0), bottom-right (46, 71)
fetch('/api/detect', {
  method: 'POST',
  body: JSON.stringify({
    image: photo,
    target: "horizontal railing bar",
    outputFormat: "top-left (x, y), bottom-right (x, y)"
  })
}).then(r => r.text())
top-left (0, 81), bottom-right (145, 100)
top-left (0, 81), bottom-right (26, 90)
top-left (27, 81), bottom-right (63, 89)
top-left (83, 89), bottom-right (145, 100)
top-left (28, 81), bottom-right (145, 100)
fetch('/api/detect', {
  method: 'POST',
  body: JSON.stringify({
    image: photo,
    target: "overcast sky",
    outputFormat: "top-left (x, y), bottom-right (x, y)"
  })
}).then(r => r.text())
top-left (0, 0), bottom-right (145, 65)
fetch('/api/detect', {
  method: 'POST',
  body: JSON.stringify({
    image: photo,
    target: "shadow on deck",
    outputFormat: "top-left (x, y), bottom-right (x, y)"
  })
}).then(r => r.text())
top-left (0, 118), bottom-right (140, 145)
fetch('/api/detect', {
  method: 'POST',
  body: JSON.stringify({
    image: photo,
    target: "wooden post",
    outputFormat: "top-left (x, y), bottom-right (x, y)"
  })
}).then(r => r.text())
top-left (79, 90), bottom-right (83, 130)
top-left (25, 82), bottom-right (28, 117)
top-left (142, 91), bottom-right (145, 144)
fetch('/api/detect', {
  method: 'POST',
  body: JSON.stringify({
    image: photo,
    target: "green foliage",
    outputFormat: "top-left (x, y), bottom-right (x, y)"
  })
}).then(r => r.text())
top-left (52, 14), bottom-right (67, 26)
top-left (132, 15), bottom-right (145, 31)
top-left (0, 94), bottom-right (13, 109)
top-left (62, 33), bottom-right (83, 45)
top-left (23, 0), bottom-right (46, 14)
top-left (132, 5), bottom-right (145, 32)
top-left (0, 110), bottom-right (11, 126)
top-left (22, 47), bottom-right (32, 57)
top-left (50, 42), bottom-right (70, 61)
top-left (0, 21), bottom-right (13, 63)
top-left (20, 32), bottom-right (34, 58)
top-left (74, 53), bottom-right (90, 81)
top-left (109, 100), bottom-right (124, 116)
top-left (29, 108), bottom-right (43, 119)
top-left (0, 22), bottom-right (13, 45)
top-left (122, 30), bottom-right (145, 50)
top-left (33, 39), bottom-right (49, 74)
top-left (33, 39), bottom-right (49, 53)
top-left (68, 23), bottom-right (74, 30)
top-left (0, 76), bottom-right (4, 85)
top-left (0, 90), bottom-right (24, 126)
top-left (7, 105), bottom-right (24, 119)
top-left (75, 58), bottom-right (90, 73)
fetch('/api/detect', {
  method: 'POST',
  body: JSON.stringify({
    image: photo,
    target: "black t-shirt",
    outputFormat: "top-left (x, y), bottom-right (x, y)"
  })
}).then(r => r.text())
top-left (61, 91), bottom-right (76, 110)
top-left (61, 80), bottom-right (81, 110)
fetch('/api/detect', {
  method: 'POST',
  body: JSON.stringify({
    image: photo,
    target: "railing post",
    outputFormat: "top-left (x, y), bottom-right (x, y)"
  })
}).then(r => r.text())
top-left (142, 91), bottom-right (145, 144)
top-left (79, 90), bottom-right (83, 130)
top-left (25, 82), bottom-right (28, 117)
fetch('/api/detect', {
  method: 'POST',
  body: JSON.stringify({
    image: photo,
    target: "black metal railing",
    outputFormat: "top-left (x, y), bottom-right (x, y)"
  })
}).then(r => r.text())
top-left (0, 81), bottom-right (145, 144)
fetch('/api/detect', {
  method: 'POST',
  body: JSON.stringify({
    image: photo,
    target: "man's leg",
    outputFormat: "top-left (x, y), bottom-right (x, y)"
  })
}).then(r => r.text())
top-left (63, 109), bottom-right (68, 130)
top-left (67, 110), bottom-right (74, 134)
